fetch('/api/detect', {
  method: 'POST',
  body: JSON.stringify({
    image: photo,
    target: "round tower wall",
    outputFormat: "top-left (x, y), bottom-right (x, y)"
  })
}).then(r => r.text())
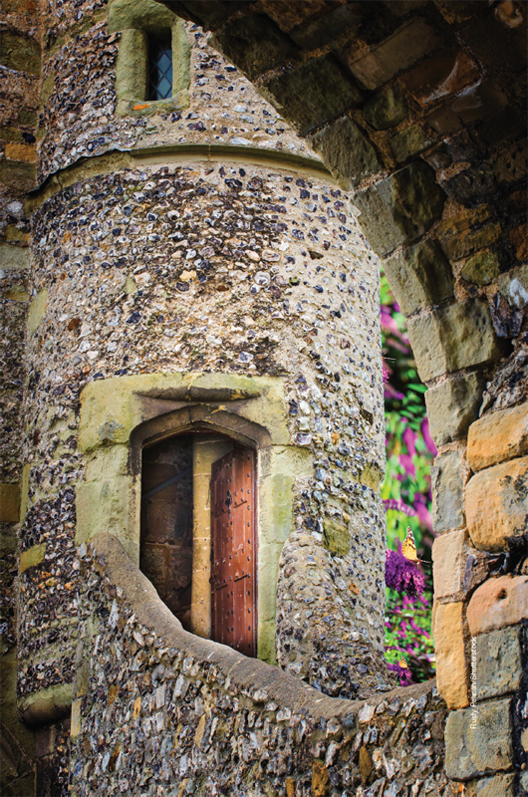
top-left (19, 1), bottom-right (390, 717)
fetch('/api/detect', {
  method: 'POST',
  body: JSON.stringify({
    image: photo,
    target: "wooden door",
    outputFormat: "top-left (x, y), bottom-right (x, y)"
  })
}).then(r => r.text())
top-left (211, 445), bottom-right (257, 657)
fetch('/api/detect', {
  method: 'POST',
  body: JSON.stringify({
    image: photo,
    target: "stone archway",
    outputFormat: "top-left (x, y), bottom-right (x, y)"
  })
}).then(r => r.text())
top-left (154, 0), bottom-right (528, 790)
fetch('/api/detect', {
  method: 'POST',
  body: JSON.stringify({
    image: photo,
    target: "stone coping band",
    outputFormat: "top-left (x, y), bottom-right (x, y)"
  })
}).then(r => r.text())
top-left (26, 143), bottom-right (334, 210)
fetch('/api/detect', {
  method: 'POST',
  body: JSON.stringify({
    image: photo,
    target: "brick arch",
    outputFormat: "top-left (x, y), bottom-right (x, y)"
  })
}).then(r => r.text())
top-left (156, 1), bottom-right (528, 790)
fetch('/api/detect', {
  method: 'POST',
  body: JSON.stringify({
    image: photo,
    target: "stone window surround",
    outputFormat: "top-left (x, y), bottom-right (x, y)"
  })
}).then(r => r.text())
top-left (76, 372), bottom-right (312, 664)
top-left (108, 0), bottom-right (191, 116)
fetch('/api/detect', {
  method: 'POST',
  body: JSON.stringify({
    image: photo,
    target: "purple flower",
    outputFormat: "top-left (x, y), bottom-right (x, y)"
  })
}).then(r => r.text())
top-left (387, 659), bottom-right (413, 686)
top-left (399, 453), bottom-right (416, 478)
top-left (385, 549), bottom-right (425, 598)
top-left (383, 498), bottom-right (416, 517)
top-left (421, 418), bottom-right (437, 456)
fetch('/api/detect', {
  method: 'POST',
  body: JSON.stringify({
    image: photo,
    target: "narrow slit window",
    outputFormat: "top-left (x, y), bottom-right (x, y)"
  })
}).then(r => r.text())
top-left (148, 35), bottom-right (172, 100)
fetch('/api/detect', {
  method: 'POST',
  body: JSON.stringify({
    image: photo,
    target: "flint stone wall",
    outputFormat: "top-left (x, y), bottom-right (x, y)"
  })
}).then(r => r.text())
top-left (70, 533), bottom-right (449, 797)
top-left (20, 159), bottom-right (388, 710)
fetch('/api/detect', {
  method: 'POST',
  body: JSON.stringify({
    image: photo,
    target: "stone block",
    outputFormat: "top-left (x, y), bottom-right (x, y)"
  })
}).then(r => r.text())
top-left (362, 84), bottom-right (407, 130)
top-left (510, 223), bottom-right (528, 262)
top-left (28, 288), bottom-right (47, 335)
top-left (4, 142), bottom-right (36, 163)
top-left (19, 543), bottom-right (47, 574)
top-left (444, 165), bottom-right (496, 205)
top-left (432, 529), bottom-right (467, 598)
top-left (308, 115), bottom-right (380, 189)
top-left (445, 700), bottom-right (512, 780)
top-left (290, 4), bottom-right (364, 50)
top-left (323, 518), bottom-right (350, 555)
top-left (400, 47), bottom-right (480, 106)
top-left (497, 263), bottom-right (528, 308)
top-left (259, 0), bottom-right (331, 33)
top-left (211, 14), bottom-right (298, 81)
top-left (390, 125), bottom-right (434, 162)
top-left (262, 55), bottom-right (362, 134)
top-left (460, 251), bottom-right (500, 286)
top-left (473, 774), bottom-right (516, 797)
top-left (434, 1), bottom-right (479, 24)
top-left (431, 449), bottom-right (465, 533)
top-left (0, 31), bottom-right (41, 74)
top-left (108, 0), bottom-right (176, 32)
top-left (346, 18), bottom-right (441, 90)
top-left (383, 238), bottom-right (453, 316)
top-left (353, 162), bottom-right (445, 256)
top-left (425, 372), bottom-right (485, 447)
top-left (407, 299), bottom-right (502, 382)
top-left (467, 403), bottom-right (528, 472)
top-left (427, 79), bottom-right (507, 136)
top-left (445, 223), bottom-right (502, 261)
top-left (0, 483), bottom-right (21, 522)
top-left (0, 160), bottom-right (37, 192)
top-left (467, 575), bottom-right (528, 635)
top-left (475, 626), bottom-right (522, 701)
top-left (433, 601), bottom-right (469, 708)
top-left (465, 457), bottom-right (528, 551)
top-left (0, 244), bottom-right (30, 271)
top-left (115, 29), bottom-right (148, 102)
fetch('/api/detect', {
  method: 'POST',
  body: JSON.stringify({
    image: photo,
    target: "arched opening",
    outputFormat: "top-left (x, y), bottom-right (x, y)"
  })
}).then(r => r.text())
top-left (139, 428), bottom-right (258, 657)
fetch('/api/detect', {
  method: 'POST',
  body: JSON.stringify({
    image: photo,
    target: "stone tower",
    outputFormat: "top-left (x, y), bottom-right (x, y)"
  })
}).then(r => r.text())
top-left (2, 1), bottom-right (526, 795)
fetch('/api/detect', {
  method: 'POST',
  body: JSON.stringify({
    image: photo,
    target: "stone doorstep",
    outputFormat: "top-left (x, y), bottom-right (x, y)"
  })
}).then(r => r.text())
top-left (467, 401), bottom-right (528, 472)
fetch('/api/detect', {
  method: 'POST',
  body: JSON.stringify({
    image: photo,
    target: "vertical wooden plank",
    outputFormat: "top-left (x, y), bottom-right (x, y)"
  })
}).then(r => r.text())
top-left (211, 445), bottom-right (256, 657)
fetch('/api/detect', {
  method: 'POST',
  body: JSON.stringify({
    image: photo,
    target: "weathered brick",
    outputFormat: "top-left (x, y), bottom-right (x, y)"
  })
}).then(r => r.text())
top-left (407, 300), bottom-right (502, 382)
top-left (445, 700), bottom-right (512, 780)
top-left (425, 372), bottom-right (485, 447)
top-left (460, 250), bottom-right (500, 286)
top-left (465, 456), bottom-right (528, 551)
top-left (433, 601), bottom-right (468, 708)
top-left (432, 529), bottom-right (467, 599)
top-left (475, 626), bottom-right (522, 701)
top-left (308, 115), bottom-right (380, 189)
top-left (400, 47), bottom-right (480, 106)
top-left (431, 449), bottom-right (465, 533)
top-left (383, 238), bottom-right (453, 316)
top-left (467, 575), bottom-right (528, 635)
top-left (467, 402), bottom-right (528, 472)
top-left (362, 84), bottom-right (407, 130)
top-left (353, 162), bottom-right (445, 256)
top-left (262, 55), bottom-right (362, 134)
top-left (346, 18), bottom-right (441, 90)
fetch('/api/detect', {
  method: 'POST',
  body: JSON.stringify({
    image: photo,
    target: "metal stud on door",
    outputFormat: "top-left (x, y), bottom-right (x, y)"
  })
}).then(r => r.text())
top-left (211, 445), bottom-right (256, 657)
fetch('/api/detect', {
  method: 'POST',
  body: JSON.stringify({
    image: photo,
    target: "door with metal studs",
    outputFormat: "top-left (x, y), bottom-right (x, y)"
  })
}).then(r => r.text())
top-left (210, 445), bottom-right (257, 657)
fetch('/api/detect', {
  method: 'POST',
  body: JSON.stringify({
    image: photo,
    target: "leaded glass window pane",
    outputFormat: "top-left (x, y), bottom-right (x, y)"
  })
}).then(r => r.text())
top-left (148, 36), bottom-right (172, 100)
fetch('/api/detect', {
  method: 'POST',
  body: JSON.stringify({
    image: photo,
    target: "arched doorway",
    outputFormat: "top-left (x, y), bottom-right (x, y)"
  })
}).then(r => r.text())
top-left (140, 430), bottom-right (258, 657)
